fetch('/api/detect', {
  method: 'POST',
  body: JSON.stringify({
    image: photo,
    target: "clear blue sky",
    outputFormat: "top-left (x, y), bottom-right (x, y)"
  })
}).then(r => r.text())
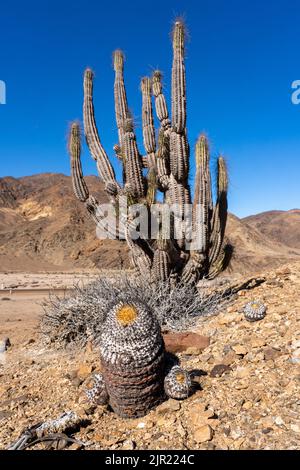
top-left (0, 0), bottom-right (299, 217)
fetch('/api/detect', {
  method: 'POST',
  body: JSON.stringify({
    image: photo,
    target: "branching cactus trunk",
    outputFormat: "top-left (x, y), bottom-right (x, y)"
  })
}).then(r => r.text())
top-left (68, 20), bottom-right (230, 286)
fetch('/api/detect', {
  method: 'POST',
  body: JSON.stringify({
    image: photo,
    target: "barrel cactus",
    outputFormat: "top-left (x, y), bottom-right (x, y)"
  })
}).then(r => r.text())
top-left (68, 20), bottom-right (230, 286)
top-left (164, 365), bottom-right (192, 400)
top-left (84, 300), bottom-right (192, 418)
top-left (244, 301), bottom-right (267, 322)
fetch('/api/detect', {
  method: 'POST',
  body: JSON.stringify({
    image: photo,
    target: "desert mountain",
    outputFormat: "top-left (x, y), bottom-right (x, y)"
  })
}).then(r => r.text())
top-left (0, 173), bottom-right (130, 272)
top-left (244, 210), bottom-right (300, 250)
top-left (0, 173), bottom-right (299, 274)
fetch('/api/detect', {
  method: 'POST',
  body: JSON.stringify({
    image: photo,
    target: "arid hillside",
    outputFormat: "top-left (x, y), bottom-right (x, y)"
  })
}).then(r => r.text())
top-left (0, 174), bottom-right (129, 272)
top-left (244, 210), bottom-right (300, 250)
top-left (0, 173), bottom-right (299, 274)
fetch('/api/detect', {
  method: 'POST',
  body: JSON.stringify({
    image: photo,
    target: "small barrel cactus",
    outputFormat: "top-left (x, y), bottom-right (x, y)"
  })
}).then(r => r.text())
top-left (164, 365), bottom-right (192, 400)
top-left (99, 301), bottom-right (166, 418)
top-left (84, 300), bottom-right (193, 418)
top-left (244, 300), bottom-right (267, 322)
top-left (85, 373), bottom-right (109, 406)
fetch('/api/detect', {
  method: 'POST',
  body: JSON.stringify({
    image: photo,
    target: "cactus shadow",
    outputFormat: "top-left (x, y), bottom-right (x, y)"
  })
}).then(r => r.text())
top-left (223, 243), bottom-right (234, 271)
top-left (189, 368), bottom-right (208, 393)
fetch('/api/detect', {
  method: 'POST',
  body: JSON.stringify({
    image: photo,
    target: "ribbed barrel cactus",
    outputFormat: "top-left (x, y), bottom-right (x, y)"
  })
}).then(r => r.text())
top-left (68, 20), bottom-right (229, 286)
top-left (84, 300), bottom-right (192, 418)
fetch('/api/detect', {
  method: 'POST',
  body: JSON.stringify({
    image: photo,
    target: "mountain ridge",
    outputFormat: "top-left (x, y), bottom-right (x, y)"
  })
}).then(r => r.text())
top-left (0, 173), bottom-right (299, 274)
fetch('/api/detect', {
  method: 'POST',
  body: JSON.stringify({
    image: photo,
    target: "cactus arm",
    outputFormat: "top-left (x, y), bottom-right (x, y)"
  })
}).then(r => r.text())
top-left (152, 71), bottom-right (171, 131)
top-left (141, 77), bottom-right (156, 168)
top-left (113, 50), bottom-right (129, 150)
top-left (125, 220), bottom-right (152, 280)
top-left (151, 248), bottom-right (171, 283)
top-left (207, 245), bottom-right (227, 280)
top-left (165, 177), bottom-right (191, 250)
top-left (171, 21), bottom-right (187, 134)
top-left (152, 71), bottom-right (171, 191)
top-left (140, 77), bottom-right (158, 203)
top-left (156, 129), bottom-right (170, 191)
top-left (68, 122), bottom-right (121, 239)
top-left (169, 130), bottom-right (189, 182)
top-left (146, 167), bottom-right (157, 206)
top-left (180, 136), bottom-right (213, 284)
top-left (169, 21), bottom-right (189, 183)
top-left (193, 134), bottom-right (212, 254)
top-left (209, 156), bottom-right (228, 266)
top-left (83, 69), bottom-right (119, 196)
top-left (113, 144), bottom-right (123, 161)
top-left (150, 204), bottom-right (173, 282)
top-left (123, 118), bottom-right (145, 198)
top-left (69, 122), bottom-right (89, 203)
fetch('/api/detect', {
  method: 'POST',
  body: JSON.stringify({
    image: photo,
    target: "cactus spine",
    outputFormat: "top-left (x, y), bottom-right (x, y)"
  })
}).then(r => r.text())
top-left (68, 19), bottom-right (230, 286)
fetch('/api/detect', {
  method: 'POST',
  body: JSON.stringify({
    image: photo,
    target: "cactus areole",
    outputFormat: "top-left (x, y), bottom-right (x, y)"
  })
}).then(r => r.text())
top-left (68, 20), bottom-right (229, 286)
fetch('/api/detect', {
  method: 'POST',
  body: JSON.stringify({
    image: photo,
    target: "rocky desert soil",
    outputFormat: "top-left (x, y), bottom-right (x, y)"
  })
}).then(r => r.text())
top-left (1, 262), bottom-right (300, 450)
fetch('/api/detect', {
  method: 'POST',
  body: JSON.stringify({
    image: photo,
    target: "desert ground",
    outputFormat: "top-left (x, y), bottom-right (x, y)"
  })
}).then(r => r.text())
top-left (1, 262), bottom-right (300, 450)
top-left (1, 174), bottom-right (300, 450)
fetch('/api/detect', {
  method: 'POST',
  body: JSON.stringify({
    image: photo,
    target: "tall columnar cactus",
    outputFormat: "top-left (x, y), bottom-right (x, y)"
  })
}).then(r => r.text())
top-left (69, 20), bottom-right (229, 286)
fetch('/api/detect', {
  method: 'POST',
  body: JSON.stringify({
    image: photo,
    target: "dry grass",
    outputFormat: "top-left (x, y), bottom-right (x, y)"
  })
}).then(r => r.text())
top-left (41, 275), bottom-right (231, 348)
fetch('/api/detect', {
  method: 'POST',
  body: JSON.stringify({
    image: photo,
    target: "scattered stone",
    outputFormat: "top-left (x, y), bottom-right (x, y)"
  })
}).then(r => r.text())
top-left (157, 399), bottom-right (181, 414)
top-left (235, 367), bottom-right (251, 379)
top-left (67, 370), bottom-right (78, 380)
top-left (242, 401), bottom-right (252, 410)
top-left (122, 439), bottom-right (136, 450)
top-left (189, 403), bottom-right (215, 428)
top-left (0, 337), bottom-right (11, 353)
top-left (289, 357), bottom-right (300, 365)
top-left (69, 442), bottom-right (84, 450)
top-left (156, 415), bottom-right (177, 427)
top-left (136, 422), bottom-right (146, 429)
top-left (77, 363), bottom-right (93, 380)
top-left (222, 351), bottom-right (238, 366)
top-left (262, 427), bottom-right (273, 434)
top-left (276, 267), bottom-right (291, 276)
top-left (292, 348), bottom-right (300, 358)
top-left (218, 313), bottom-right (242, 325)
top-left (71, 377), bottom-right (83, 388)
top-left (274, 416), bottom-right (285, 427)
top-left (210, 364), bottom-right (231, 378)
top-left (232, 345), bottom-right (248, 356)
top-left (185, 346), bottom-right (203, 355)
top-left (291, 424), bottom-right (300, 433)
top-left (263, 348), bottom-right (281, 361)
top-left (163, 332), bottom-right (210, 354)
top-left (291, 340), bottom-right (300, 350)
top-left (250, 337), bottom-right (266, 348)
top-left (193, 425), bottom-right (214, 443)
top-left (0, 410), bottom-right (13, 420)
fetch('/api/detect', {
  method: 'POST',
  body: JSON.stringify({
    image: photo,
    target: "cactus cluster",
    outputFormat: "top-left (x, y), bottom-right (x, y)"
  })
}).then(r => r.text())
top-left (84, 300), bottom-right (192, 418)
top-left (68, 20), bottom-right (229, 286)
